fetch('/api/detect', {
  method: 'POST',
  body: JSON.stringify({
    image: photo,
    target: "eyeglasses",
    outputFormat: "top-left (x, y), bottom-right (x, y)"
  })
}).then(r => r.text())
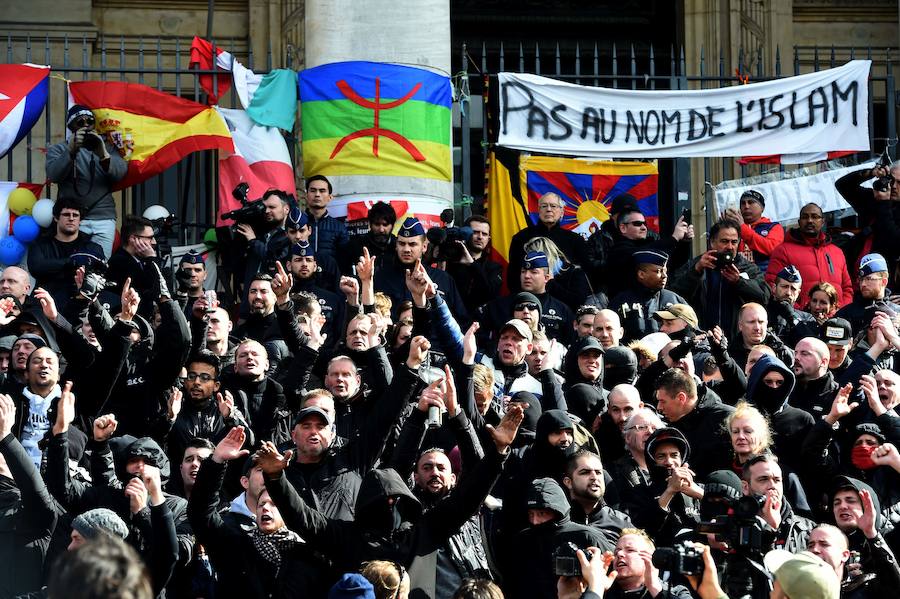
top-left (539, 204), bottom-right (562, 210)
top-left (514, 303), bottom-right (539, 312)
top-left (860, 274), bottom-right (886, 283)
top-left (185, 372), bottom-right (215, 382)
top-left (624, 220), bottom-right (647, 228)
top-left (625, 424), bottom-right (654, 432)
top-left (134, 234), bottom-right (156, 240)
top-left (799, 213), bottom-right (824, 221)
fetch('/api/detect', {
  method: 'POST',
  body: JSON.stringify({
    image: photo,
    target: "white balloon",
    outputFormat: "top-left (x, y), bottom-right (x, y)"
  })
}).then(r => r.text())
top-left (31, 199), bottom-right (55, 228)
top-left (142, 205), bottom-right (170, 221)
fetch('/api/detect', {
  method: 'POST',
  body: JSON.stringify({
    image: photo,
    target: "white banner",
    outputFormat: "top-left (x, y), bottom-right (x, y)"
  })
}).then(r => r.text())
top-left (498, 60), bottom-right (871, 158)
top-left (714, 161), bottom-right (875, 223)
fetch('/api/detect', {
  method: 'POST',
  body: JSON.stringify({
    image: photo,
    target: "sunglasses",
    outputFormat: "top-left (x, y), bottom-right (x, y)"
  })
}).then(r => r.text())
top-left (624, 220), bottom-right (647, 227)
top-left (514, 303), bottom-right (539, 312)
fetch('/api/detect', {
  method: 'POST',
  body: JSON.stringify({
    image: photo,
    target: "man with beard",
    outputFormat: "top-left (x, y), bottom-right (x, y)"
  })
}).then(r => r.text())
top-left (610, 250), bottom-right (686, 342)
top-left (503, 477), bottom-right (609, 599)
top-left (739, 453), bottom-right (814, 552)
top-left (166, 351), bottom-right (252, 468)
top-left (375, 217), bottom-right (468, 323)
top-left (446, 215), bottom-right (503, 316)
top-left (562, 449), bottom-right (631, 547)
top-left (339, 201), bottom-right (396, 275)
top-left (790, 337), bottom-right (840, 419)
top-left (766, 202), bottom-right (854, 308)
top-left (286, 240), bottom-right (342, 345)
top-left (744, 355), bottom-right (814, 475)
top-left (838, 253), bottom-right (900, 332)
top-left (234, 273), bottom-right (288, 373)
top-left (285, 206), bottom-right (341, 293)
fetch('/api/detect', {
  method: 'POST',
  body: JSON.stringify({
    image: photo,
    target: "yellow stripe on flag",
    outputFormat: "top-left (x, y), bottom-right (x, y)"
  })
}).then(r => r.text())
top-left (487, 151), bottom-right (530, 267)
top-left (301, 137), bottom-right (451, 181)
top-left (92, 107), bottom-right (231, 162)
top-left (519, 156), bottom-right (659, 176)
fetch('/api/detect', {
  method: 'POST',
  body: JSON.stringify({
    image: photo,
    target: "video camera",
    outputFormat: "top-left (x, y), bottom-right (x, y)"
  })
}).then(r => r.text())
top-left (697, 493), bottom-right (767, 554)
top-left (873, 149), bottom-right (893, 193)
top-left (652, 542), bottom-right (704, 576)
top-left (218, 183), bottom-right (268, 243)
top-left (426, 208), bottom-right (473, 262)
top-left (553, 542), bottom-right (594, 577)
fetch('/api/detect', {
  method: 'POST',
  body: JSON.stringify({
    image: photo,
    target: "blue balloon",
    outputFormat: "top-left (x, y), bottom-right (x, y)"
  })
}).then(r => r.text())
top-left (0, 237), bottom-right (25, 266)
top-left (12, 215), bottom-right (40, 244)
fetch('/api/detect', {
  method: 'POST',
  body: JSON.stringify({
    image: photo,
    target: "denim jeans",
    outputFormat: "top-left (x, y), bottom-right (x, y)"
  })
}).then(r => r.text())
top-left (79, 218), bottom-right (116, 259)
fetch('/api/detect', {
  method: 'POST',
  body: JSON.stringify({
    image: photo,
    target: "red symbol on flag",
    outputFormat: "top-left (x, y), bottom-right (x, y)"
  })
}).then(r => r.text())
top-left (329, 77), bottom-right (426, 162)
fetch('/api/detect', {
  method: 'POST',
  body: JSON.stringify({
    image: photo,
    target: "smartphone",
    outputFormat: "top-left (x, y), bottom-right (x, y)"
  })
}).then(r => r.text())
top-left (681, 208), bottom-right (691, 222)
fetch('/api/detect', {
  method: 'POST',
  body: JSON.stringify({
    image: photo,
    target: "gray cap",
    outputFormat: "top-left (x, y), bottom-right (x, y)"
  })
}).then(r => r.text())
top-left (0, 336), bottom-right (16, 351)
top-left (72, 508), bottom-right (129, 540)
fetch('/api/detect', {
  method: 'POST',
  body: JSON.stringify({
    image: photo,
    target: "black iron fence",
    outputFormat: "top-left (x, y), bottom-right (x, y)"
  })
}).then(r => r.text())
top-left (3, 35), bottom-right (898, 243)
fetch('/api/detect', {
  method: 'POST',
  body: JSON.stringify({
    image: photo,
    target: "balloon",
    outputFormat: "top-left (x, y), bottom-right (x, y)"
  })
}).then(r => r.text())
top-left (143, 205), bottom-right (170, 221)
top-left (31, 199), bottom-right (55, 228)
top-left (8, 188), bottom-right (37, 216)
top-left (0, 237), bottom-right (25, 265)
top-left (203, 228), bottom-right (218, 249)
top-left (12, 215), bottom-right (40, 243)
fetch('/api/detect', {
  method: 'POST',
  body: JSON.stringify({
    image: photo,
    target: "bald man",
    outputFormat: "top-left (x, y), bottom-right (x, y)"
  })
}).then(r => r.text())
top-left (0, 266), bottom-right (31, 306)
top-left (505, 192), bottom-right (588, 292)
top-left (790, 337), bottom-right (841, 419)
top-left (592, 309), bottom-right (624, 349)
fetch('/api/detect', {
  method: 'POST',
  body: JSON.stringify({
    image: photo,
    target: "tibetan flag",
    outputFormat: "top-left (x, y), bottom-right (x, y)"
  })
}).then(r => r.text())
top-left (69, 81), bottom-right (233, 191)
top-left (299, 61), bottom-right (452, 182)
top-left (190, 37), bottom-right (297, 131)
top-left (216, 107), bottom-right (296, 225)
top-left (0, 181), bottom-right (44, 239)
top-left (0, 64), bottom-right (49, 160)
top-left (520, 156), bottom-right (659, 237)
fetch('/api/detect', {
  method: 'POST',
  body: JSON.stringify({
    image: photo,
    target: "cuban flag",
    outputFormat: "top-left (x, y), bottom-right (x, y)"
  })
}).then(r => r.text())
top-left (0, 64), bottom-right (50, 160)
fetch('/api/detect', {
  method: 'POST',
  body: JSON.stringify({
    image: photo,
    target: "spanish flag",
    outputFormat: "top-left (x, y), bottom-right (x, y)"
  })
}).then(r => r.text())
top-left (69, 81), bottom-right (233, 190)
top-left (299, 61), bottom-right (451, 182)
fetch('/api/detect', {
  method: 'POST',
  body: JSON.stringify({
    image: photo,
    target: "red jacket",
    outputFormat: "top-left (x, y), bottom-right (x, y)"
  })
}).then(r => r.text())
top-left (765, 229), bottom-right (854, 308)
top-left (738, 217), bottom-right (784, 270)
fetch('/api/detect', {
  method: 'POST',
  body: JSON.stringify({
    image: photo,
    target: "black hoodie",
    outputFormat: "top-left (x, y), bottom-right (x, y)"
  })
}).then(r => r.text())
top-left (745, 355), bottom-right (814, 474)
top-left (503, 477), bottom-right (609, 599)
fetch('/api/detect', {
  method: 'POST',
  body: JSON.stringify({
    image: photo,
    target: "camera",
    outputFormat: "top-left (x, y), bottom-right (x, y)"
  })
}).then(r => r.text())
top-left (553, 541), bottom-right (593, 577)
top-left (873, 149), bottom-right (893, 193)
top-left (223, 183), bottom-right (267, 228)
top-left (81, 130), bottom-right (104, 152)
top-left (652, 542), bottom-right (704, 576)
top-left (714, 251), bottom-right (735, 270)
top-left (697, 494), bottom-right (767, 553)
top-left (426, 208), bottom-right (473, 262)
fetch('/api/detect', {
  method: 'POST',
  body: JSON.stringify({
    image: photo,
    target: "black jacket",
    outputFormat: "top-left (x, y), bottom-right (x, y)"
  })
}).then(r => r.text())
top-left (27, 232), bottom-right (105, 317)
top-left (502, 477), bottom-right (610, 599)
top-left (265, 449), bottom-right (509, 590)
top-left (668, 384), bottom-right (735, 479)
top-left (446, 255), bottom-right (504, 317)
top-left (0, 433), bottom-right (57, 598)
top-left (789, 371), bottom-right (840, 420)
top-left (609, 285), bottom-right (687, 342)
top-left (506, 222), bottom-right (589, 292)
top-left (189, 458), bottom-right (333, 598)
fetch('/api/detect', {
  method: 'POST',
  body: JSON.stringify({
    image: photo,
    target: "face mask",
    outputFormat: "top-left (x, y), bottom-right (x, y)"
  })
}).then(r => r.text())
top-left (851, 445), bottom-right (878, 471)
top-left (751, 383), bottom-right (786, 414)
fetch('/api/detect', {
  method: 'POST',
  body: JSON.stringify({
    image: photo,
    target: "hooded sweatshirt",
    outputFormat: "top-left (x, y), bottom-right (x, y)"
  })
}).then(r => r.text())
top-left (745, 355), bottom-right (814, 474)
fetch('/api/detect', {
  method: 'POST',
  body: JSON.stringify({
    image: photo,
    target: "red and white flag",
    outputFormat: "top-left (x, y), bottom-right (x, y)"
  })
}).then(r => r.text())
top-left (738, 151), bottom-right (857, 165)
top-left (215, 108), bottom-right (295, 224)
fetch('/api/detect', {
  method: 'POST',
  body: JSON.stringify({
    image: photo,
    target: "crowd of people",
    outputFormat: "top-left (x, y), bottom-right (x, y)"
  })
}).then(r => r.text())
top-left (2, 106), bottom-right (900, 599)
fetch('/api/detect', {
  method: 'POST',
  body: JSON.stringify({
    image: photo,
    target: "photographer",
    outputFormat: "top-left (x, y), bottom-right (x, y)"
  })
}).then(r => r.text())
top-left (835, 158), bottom-right (900, 276)
top-left (445, 215), bottom-right (503, 316)
top-left (669, 219), bottom-right (770, 337)
top-left (237, 189), bottom-right (293, 315)
top-left (45, 105), bottom-right (127, 258)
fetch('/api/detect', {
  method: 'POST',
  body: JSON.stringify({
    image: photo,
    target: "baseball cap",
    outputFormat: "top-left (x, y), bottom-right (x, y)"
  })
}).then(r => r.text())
top-left (764, 550), bottom-right (840, 599)
top-left (654, 304), bottom-right (699, 330)
top-left (500, 318), bottom-right (533, 342)
top-left (293, 406), bottom-right (332, 426)
top-left (821, 317), bottom-right (852, 346)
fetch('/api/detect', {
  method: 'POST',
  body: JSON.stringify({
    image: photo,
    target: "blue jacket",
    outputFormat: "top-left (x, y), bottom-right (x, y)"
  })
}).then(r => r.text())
top-left (307, 210), bottom-right (350, 257)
